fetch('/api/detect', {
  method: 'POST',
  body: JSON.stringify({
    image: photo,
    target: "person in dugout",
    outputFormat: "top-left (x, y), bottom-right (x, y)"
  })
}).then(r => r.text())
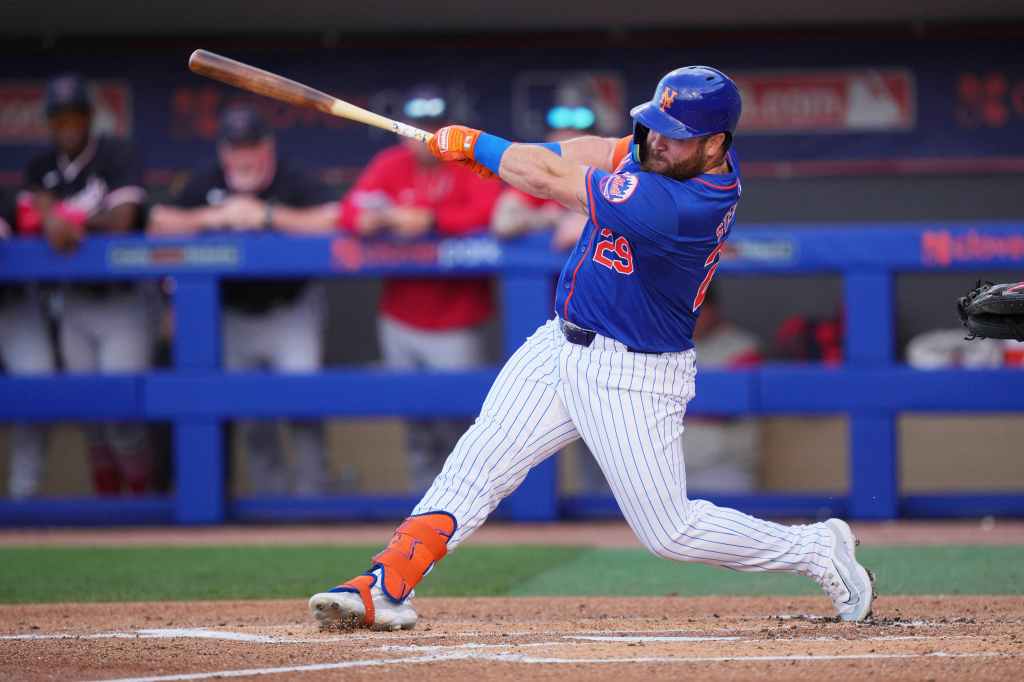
top-left (684, 285), bottom-right (763, 492)
top-left (338, 86), bottom-right (502, 492)
top-left (490, 103), bottom-right (594, 251)
top-left (16, 73), bottom-right (154, 496)
top-left (1, 187), bottom-right (58, 499)
top-left (489, 104), bottom-right (605, 490)
top-left (148, 106), bottom-right (339, 495)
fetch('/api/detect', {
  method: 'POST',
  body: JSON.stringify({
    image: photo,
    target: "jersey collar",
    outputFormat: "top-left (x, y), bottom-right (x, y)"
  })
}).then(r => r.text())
top-left (57, 136), bottom-right (98, 184)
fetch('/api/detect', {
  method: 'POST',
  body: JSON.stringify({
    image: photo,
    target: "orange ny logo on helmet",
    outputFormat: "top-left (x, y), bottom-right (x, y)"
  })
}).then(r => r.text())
top-left (659, 87), bottom-right (679, 112)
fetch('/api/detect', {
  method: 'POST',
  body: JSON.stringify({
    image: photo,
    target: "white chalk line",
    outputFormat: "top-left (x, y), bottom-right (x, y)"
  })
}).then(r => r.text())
top-left (86, 652), bottom-right (477, 682)
top-left (0, 628), bottom-right (285, 643)
top-left (2, 621), bottom-right (979, 643)
top-left (0, 627), bottom-right (414, 644)
top-left (379, 642), bottom-right (564, 652)
top-left (0, 632), bottom-right (141, 641)
top-left (90, 651), bottom-right (1014, 682)
top-left (0, 622), bottom-right (966, 638)
top-left (566, 635), bottom-right (740, 643)
top-left (0, 626), bottom-right (520, 643)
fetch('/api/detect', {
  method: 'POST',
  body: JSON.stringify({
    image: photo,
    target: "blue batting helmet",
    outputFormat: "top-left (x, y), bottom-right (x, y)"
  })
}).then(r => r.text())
top-left (629, 66), bottom-right (742, 163)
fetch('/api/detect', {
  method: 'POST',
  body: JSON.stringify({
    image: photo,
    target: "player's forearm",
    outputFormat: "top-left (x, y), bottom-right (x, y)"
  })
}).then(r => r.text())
top-left (146, 205), bottom-right (218, 236)
top-left (498, 145), bottom-right (588, 215)
top-left (430, 127), bottom-right (588, 214)
top-left (268, 203), bottom-right (340, 235)
top-left (559, 136), bottom-right (619, 171)
top-left (86, 203), bottom-right (138, 234)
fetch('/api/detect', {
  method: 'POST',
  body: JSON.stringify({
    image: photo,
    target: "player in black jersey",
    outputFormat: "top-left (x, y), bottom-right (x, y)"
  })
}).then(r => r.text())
top-left (149, 106), bottom-right (339, 495)
top-left (0, 187), bottom-right (58, 499)
top-left (19, 73), bottom-right (155, 495)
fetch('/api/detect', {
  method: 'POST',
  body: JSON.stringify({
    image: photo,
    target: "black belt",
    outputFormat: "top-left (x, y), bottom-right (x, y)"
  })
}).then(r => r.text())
top-left (559, 319), bottom-right (661, 355)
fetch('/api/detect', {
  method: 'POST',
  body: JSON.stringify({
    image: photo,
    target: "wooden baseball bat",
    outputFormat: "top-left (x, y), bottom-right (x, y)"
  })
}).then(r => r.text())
top-left (187, 49), bottom-right (433, 143)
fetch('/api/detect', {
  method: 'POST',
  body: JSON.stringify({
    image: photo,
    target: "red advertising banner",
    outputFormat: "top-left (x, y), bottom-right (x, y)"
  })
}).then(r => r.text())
top-left (0, 81), bottom-right (132, 143)
top-left (735, 70), bottom-right (915, 134)
top-left (921, 229), bottom-right (1024, 267)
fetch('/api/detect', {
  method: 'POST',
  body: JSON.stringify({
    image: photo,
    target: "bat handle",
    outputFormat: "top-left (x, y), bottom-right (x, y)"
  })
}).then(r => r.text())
top-left (391, 121), bottom-right (434, 143)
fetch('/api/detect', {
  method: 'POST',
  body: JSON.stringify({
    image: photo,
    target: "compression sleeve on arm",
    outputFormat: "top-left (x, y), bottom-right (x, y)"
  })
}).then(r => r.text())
top-left (474, 134), bottom-right (561, 174)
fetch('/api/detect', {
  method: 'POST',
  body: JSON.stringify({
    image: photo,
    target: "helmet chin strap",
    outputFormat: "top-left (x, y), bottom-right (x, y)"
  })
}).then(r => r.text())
top-left (631, 123), bottom-right (650, 164)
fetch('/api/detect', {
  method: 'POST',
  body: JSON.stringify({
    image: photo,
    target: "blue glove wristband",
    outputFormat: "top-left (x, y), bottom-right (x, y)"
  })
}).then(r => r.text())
top-left (473, 135), bottom-right (562, 175)
top-left (473, 133), bottom-right (513, 175)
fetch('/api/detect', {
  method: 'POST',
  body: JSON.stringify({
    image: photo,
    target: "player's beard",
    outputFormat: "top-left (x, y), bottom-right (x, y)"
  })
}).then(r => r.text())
top-left (641, 139), bottom-right (709, 181)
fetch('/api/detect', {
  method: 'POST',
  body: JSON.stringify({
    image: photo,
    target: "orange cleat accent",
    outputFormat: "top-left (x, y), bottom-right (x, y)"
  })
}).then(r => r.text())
top-left (372, 512), bottom-right (456, 602)
top-left (337, 574), bottom-right (376, 626)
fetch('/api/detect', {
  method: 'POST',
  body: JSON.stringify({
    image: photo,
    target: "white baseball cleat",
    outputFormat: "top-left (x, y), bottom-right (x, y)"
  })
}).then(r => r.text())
top-left (816, 518), bottom-right (876, 622)
top-left (309, 569), bottom-right (418, 631)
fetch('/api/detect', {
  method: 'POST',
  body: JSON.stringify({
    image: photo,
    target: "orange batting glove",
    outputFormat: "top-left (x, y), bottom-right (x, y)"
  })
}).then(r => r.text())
top-left (428, 125), bottom-right (483, 163)
top-left (458, 159), bottom-right (497, 180)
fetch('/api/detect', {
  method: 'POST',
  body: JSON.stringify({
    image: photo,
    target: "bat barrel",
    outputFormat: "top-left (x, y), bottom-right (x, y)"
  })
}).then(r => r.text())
top-left (188, 49), bottom-right (433, 142)
top-left (188, 49), bottom-right (338, 115)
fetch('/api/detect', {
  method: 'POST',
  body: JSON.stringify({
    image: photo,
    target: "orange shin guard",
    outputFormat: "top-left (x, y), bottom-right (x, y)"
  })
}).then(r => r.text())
top-left (373, 511), bottom-right (457, 602)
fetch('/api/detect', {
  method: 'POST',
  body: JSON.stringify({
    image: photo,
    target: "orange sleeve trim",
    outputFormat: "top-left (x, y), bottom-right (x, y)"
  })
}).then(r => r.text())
top-left (610, 135), bottom-right (633, 170)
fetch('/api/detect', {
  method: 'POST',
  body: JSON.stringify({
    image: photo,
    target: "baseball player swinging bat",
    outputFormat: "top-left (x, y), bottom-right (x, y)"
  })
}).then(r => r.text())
top-left (186, 53), bottom-right (878, 631)
top-left (187, 49), bottom-right (433, 143)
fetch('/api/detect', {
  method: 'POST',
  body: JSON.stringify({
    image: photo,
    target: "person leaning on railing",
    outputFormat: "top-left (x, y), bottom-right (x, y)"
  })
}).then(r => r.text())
top-left (336, 85), bottom-right (503, 492)
top-left (15, 73), bottom-right (154, 497)
top-left (0, 187), bottom-right (59, 500)
top-left (491, 124), bottom-right (588, 252)
top-left (147, 106), bottom-right (340, 496)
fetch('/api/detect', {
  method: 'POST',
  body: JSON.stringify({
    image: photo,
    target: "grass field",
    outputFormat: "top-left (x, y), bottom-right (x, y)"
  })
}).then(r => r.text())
top-left (2, 544), bottom-right (1021, 604)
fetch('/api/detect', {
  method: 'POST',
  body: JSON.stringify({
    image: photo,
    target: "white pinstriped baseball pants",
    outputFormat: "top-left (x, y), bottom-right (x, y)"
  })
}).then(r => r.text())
top-left (414, 318), bottom-right (834, 580)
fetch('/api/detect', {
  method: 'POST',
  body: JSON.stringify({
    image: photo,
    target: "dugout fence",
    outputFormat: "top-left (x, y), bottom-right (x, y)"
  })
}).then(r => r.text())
top-left (1, 224), bottom-right (1023, 525)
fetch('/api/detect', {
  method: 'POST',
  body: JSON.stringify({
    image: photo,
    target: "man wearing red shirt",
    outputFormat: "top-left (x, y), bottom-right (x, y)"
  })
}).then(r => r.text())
top-left (339, 87), bottom-right (502, 490)
top-left (491, 123), bottom-right (590, 251)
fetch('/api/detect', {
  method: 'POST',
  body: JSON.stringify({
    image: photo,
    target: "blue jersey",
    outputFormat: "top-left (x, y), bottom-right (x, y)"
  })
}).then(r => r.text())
top-left (554, 150), bottom-right (741, 353)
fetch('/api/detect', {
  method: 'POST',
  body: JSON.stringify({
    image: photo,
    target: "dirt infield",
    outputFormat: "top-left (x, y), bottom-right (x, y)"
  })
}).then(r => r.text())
top-left (2, 521), bottom-right (1021, 680)
top-left (2, 596), bottom-right (1021, 681)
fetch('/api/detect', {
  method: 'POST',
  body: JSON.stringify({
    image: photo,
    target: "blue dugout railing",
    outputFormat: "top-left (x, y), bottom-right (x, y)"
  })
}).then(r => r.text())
top-left (1, 222), bottom-right (1024, 526)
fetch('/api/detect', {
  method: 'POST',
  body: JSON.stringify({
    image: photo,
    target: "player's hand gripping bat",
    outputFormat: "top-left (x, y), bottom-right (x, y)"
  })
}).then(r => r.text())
top-left (187, 49), bottom-right (433, 143)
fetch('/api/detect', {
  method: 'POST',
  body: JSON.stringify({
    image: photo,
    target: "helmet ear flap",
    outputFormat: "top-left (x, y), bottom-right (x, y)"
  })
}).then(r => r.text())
top-left (632, 123), bottom-right (649, 164)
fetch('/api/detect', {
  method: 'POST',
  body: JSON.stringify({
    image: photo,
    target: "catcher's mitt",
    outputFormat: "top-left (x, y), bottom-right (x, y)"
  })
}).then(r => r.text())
top-left (958, 281), bottom-right (1024, 341)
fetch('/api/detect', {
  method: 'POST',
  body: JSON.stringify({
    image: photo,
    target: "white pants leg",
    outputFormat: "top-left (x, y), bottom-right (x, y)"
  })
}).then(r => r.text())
top-left (0, 292), bottom-right (55, 498)
top-left (378, 316), bottom-right (432, 490)
top-left (223, 285), bottom-right (327, 495)
top-left (60, 289), bottom-right (154, 373)
top-left (271, 285), bottom-right (327, 496)
top-left (60, 288), bottom-right (154, 491)
top-left (379, 315), bottom-right (487, 492)
top-left (414, 318), bottom-right (833, 581)
top-left (413, 319), bottom-right (578, 547)
top-left (558, 332), bottom-right (832, 579)
top-left (223, 302), bottom-right (287, 496)
top-left (378, 315), bottom-right (487, 371)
